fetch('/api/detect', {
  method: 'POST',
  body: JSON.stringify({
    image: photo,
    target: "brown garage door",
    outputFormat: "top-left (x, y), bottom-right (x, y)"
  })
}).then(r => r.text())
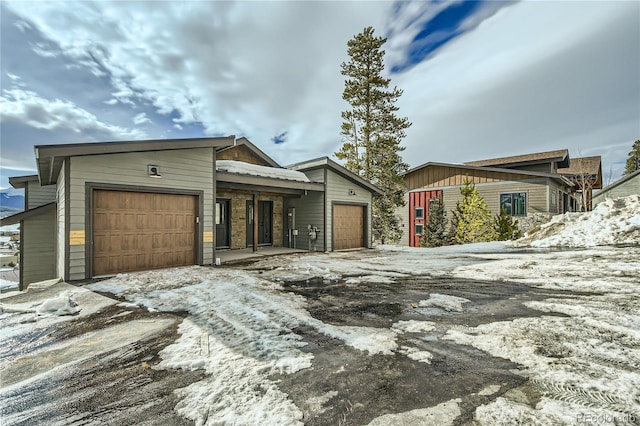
top-left (93, 190), bottom-right (197, 276)
top-left (333, 204), bottom-right (365, 250)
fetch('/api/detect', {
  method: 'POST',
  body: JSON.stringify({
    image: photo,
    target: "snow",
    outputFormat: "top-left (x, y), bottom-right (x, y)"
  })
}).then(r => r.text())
top-left (35, 291), bottom-right (80, 316)
top-left (0, 278), bottom-right (18, 291)
top-left (217, 160), bottom-right (311, 182)
top-left (418, 293), bottom-right (470, 312)
top-left (367, 399), bottom-right (461, 425)
top-left (513, 194), bottom-right (640, 248)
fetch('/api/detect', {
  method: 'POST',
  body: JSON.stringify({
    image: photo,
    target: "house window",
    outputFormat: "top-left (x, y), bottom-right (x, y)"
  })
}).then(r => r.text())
top-left (415, 206), bottom-right (424, 219)
top-left (216, 202), bottom-right (226, 225)
top-left (500, 192), bottom-right (527, 216)
top-left (415, 223), bottom-right (424, 236)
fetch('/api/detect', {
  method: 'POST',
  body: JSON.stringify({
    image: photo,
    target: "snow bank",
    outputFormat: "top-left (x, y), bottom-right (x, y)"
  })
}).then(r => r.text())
top-left (514, 195), bottom-right (640, 248)
top-left (217, 160), bottom-right (310, 182)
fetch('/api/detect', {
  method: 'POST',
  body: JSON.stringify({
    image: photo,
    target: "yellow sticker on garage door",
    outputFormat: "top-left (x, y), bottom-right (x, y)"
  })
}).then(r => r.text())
top-left (70, 230), bottom-right (85, 245)
top-left (203, 231), bottom-right (214, 243)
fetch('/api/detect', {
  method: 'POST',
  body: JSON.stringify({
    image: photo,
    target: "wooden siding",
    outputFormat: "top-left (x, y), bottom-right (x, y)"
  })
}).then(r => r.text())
top-left (397, 192), bottom-right (410, 246)
top-left (405, 165), bottom-right (539, 190)
top-left (285, 191), bottom-right (325, 251)
top-left (441, 179), bottom-right (551, 219)
top-left (593, 174), bottom-right (640, 204)
top-left (409, 190), bottom-right (442, 247)
top-left (27, 181), bottom-right (56, 209)
top-left (301, 168), bottom-right (325, 183)
top-left (325, 169), bottom-right (372, 250)
top-left (217, 145), bottom-right (269, 166)
top-left (67, 148), bottom-right (214, 280)
top-left (22, 208), bottom-right (56, 285)
top-left (56, 162), bottom-right (65, 279)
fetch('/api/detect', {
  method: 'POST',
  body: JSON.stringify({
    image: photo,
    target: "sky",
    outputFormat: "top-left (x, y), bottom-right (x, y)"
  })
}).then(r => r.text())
top-left (0, 0), bottom-right (638, 190)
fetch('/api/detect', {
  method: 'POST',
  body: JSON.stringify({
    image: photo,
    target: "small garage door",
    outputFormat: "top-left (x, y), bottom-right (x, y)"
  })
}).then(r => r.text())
top-left (93, 190), bottom-right (197, 276)
top-left (333, 204), bottom-right (365, 250)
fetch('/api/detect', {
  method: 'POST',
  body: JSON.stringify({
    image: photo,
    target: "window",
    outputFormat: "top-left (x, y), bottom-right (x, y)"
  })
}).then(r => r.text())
top-left (414, 206), bottom-right (424, 219)
top-left (414, 223), bottom-right (424, 236)
top-left (216, 202), bottom-right (226, 225)
top-left (500, 192), bottom-right (527, 216)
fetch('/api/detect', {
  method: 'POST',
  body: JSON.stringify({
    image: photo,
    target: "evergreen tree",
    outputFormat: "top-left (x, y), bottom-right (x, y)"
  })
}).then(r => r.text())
top-left (450, 180), bottom-right (496, 244)
top-left (336, 26), bottom-right (411, 244)
top-left (493, 208), bottom-right (522, 241)
top-left (624, 140), bottom-right (640, 175)
top-left (421, 199), bottom-right (448, 247)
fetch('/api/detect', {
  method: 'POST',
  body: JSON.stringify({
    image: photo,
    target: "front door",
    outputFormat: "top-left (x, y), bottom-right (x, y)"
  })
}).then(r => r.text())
top-left (246, 200), bottom-right (273, 247)
top-left (216, 199), bottom-right (230, 248)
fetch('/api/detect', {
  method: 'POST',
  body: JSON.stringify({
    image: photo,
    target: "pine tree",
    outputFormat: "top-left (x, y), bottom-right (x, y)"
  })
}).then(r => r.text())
top-left (450, 180), bottom-right (496, 244)
top-left (336, 27), bottom-right (411, 244)
top-left (624, 140), bottom-right (640, 175)
top-left (493, 208), bottom-right (522, 241)
top-left (421, 199), bottom-right (448, 247)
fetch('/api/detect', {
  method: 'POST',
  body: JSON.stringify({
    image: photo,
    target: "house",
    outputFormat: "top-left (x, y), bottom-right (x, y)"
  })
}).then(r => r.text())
top-left (0, 137), bottom-right (381, 289)
top-left (399, 149), bottom-right (579, 247)
top-left (558, 156), bottom-right (603, 211)
top-left (592, 169), bottom-right (640, 205)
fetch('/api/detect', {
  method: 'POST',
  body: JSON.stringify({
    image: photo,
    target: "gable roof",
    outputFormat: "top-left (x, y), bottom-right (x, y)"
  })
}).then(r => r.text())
top-left (216, 137), bottom-right (281, 168)
top-left (465, 149), bottom-right (569, 168)
top-left (35, 136), bottom-right (235, 185)
top-left (8, 175), bottom-right (39, 189)
top-left (288, 157), bottom-right (384, 195)
top-left (558, 156), bottom-right (602, 188)
top-left (403, 161), bottom-right (575, 187)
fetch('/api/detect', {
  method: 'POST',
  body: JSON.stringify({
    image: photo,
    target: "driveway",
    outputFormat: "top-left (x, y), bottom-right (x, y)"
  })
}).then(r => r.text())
top-left (1, 243), bottom-right (638, 425)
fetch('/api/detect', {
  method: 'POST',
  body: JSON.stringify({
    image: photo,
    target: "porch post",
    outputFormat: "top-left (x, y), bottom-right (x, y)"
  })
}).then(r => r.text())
top-left (253, 192), bottom-right (259, 252)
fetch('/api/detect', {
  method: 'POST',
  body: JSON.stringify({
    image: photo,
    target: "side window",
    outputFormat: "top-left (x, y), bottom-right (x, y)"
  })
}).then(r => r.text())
top-left (500, 193), bottom-right (527, 216)
top-left (415, 206), bottom-right (424, 220)
top-left (415, 223), bottom-right (424, 236)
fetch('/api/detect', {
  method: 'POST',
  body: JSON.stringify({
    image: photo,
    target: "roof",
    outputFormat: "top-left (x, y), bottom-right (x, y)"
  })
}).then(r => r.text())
top-left (403, 161), bottom-right (575, 187)
top-left (35, 136), bottom-right (235, 185)
top-left (594, 169), bottom-right (640, 198)
top-left (557, 156), bottom-right (601, 175)
top-left (0, 202), bottom-right (56, 226)
top-left (464, 149), bottom-right (569, 168)
top-left (216, 137), bottom-right (281, 168)
top-left (287, 157), bottom-right (384, 196)
top-left (8, 175), bottom-right (39, 189)
top-left (558, 156), bottom-right (602, 189)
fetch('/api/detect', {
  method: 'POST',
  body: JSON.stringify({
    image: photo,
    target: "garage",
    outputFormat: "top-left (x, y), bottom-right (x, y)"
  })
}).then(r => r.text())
top-left (333, 204), bottom-right (365, 250)
top-left (93, 190), bottom-right (197, 276)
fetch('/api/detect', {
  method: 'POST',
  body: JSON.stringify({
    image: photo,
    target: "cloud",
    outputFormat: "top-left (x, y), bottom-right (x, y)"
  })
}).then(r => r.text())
top-left (133, 112), bottom-right (151, 125)
top-left (0, 87), bottom-right (146, 140)
top-left (1, 0), bottom-right (638, 183)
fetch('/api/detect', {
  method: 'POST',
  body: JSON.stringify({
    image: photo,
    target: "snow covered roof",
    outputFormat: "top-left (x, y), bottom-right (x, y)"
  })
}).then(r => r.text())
top-left (217, 160), bottom-right (311, 182)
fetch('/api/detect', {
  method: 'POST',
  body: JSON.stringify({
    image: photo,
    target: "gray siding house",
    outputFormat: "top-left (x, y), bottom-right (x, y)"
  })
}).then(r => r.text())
top-left (592, 170), bottom-right (640, 205)
top-left (398, 150), bottom-right (579, 247)
top-left (2, 137), bottom-right (381, 289)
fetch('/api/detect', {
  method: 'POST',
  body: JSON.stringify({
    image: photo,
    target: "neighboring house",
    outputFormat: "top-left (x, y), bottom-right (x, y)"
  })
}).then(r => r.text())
top-left (558, 156), bottom-right (603, 211)
top-left (592, 170), bottom-right (640, 205)
top-left (0, 137), bottom-right (381, 289)
top-left (399, 149), bottom-right (578, 247)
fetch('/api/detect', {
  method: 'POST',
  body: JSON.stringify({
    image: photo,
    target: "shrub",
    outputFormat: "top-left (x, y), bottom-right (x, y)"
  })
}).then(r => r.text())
top-left (494, 208), bottom-right (522, 240)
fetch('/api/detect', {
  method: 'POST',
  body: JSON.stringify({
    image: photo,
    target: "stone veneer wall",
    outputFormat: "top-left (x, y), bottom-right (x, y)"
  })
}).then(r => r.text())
top-left (217, 190), bottom-right (283, 249)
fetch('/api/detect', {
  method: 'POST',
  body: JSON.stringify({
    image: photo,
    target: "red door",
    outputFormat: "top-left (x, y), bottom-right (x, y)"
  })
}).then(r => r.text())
top-left (409, 190), bottom-right (442, 247)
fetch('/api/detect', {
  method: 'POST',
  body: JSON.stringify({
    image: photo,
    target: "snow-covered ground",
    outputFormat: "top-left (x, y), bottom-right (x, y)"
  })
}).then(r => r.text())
top-left (1, 196), bottom-right (638, 425)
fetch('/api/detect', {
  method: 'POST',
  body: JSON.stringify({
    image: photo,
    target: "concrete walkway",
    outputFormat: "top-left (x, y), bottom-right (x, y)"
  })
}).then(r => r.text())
top-left (215, 247), bottom-right (307, 264)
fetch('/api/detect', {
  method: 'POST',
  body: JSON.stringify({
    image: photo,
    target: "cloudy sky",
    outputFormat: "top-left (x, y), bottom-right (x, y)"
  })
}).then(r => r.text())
top-left (1, 0), bottom-right (638, 189)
